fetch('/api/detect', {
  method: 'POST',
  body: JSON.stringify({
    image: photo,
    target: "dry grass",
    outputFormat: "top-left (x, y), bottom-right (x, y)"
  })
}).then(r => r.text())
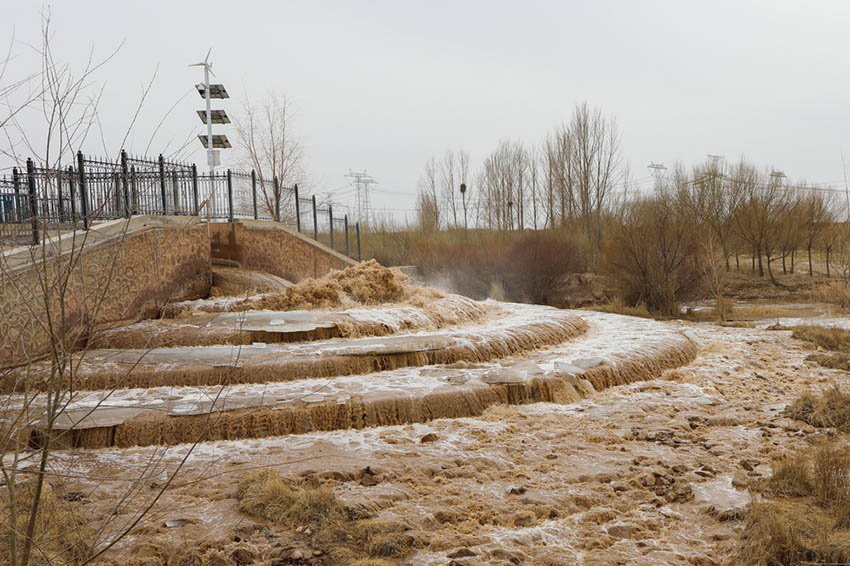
top-left (806, 352), bottom-right (850, 371)
top-left (586, 296), bottom-right (651, 318)
top-left (237, 468), bottom-right (348, 528)
top-left (0, 481), bottom-right (92, 566)
top-left (784, 386), bottom-right (850, 432)
top-left (237, 469), bottom-right (413, 565)
top-left (790, 325), bottom-right (850, 352)
top-left (814, 280), bottom-right (850, 309)
top-left (742, 442), bottom-right (850, 565)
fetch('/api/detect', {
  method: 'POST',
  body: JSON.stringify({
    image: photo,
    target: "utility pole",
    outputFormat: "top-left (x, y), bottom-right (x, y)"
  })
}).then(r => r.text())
top-left (345, 170), bottom-right (377, 227)
top-left (190, 50), bottom-right (231, 210)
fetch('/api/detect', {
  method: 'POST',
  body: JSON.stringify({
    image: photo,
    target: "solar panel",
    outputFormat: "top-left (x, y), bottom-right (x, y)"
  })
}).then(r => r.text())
top-left (196, 110), bottom-right (231, 124)
top-left (197, 135), bottom-right (232, 149)
top-left (196, 84), bottom-right (230, 99)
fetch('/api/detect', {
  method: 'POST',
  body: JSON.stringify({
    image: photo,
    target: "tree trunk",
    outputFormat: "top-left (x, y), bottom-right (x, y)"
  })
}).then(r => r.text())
top-left (808, 244), bottom-right (813, 277)
top-left (782, 254), bottom-right (787, 274)
top-left (757, 248), bottom-right (764, 277)
top-left (826, 246), bottom-right (831, 277)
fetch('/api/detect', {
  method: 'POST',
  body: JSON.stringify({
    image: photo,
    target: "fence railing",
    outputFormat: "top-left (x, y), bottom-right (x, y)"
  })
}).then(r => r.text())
top-left (0, 150), bottom-right (361, 261)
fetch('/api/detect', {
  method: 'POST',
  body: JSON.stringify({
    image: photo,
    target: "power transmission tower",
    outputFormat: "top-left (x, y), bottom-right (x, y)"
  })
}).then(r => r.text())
top-left (345, 170), bottom-right (377, 226)
top-left (647, 162), bottom-right (667, 191)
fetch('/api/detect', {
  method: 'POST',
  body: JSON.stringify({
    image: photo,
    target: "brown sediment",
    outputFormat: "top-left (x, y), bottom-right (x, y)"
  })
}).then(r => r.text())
top-left (163, 260), bottom-right (443, 317)
top-left (33, 330), bottom-right (697, 449)
top-left (89, 295), bottom-right (489, 350)
top-left (13, 313), bottom-right (587, 392)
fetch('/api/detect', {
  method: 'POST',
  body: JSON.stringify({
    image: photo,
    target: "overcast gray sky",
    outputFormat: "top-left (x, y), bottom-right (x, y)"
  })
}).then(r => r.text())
top-left (5, 0), bottom-right (850, 221)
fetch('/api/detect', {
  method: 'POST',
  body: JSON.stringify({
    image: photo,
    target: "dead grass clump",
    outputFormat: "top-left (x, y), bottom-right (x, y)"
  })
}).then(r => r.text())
top-left (790, 325), bottom-right (850, 352)
top-left (230, 260), bottom-right (441, 311)
top-left (237, 469), bottom-right (413, 565)
top-left (743, 442), bottom-right (850, 565)
top-left (587, 297), bottom-right (651, 318)
top-left (236, 468), bottom-right (347, 528)
top-left (784, 387), bottom-right (850, 432)
top-left (353, 519), bottom-right (412, 557)
top-left (806, 352), bottom-right (850, 371)
top-left (741, 500), bottom-right (848, 566)
top-left (814, 280), bottom-right (850, 309)
top-left (0, 481), bottom-right (91, 566)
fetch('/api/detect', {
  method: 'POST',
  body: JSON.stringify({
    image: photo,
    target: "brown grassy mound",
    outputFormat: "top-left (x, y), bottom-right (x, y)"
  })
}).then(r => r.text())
top-left (784, 386), bottom-right (850, 432)
top-left (741, 442), bottom-right (850, 565)
top-left (234, 260), bottom-right (442, 312)
top-left (0, 481), bottom-right (91, 566)
top-left (806, 352), bottom-right (850, 371)
top-left (790, 325), bottom-right (850, 352)
top-left (788, 325), bottom-right (850, 373)
top-left (237, 469), bottom-right (413, 566)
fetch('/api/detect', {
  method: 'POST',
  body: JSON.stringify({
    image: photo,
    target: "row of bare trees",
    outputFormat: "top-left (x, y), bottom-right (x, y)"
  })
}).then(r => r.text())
top-left (415, 103), bottom-right (848, 286)
top-left (416, 103), bottom-right (624, 262)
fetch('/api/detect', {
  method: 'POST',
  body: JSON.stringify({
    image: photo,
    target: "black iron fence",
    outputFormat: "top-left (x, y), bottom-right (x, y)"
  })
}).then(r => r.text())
top-left (0, 150), bottom-right (361, 261)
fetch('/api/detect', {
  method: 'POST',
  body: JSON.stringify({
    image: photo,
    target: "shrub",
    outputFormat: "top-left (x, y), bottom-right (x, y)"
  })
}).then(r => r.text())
top-left (603, 194), bottom-right (705, 316)
top-left (785, 387), bottom-right (850, 432)
top-left (742, 442), bottom-right (850, 564)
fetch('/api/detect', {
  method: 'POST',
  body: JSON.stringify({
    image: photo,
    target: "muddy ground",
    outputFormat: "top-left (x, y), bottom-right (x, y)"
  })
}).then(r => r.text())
top-left (40, 309), bottom-right (849, 566)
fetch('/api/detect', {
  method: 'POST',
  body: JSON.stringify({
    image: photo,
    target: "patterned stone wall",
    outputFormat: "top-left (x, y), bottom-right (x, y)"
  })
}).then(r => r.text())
top-left (0, 219), bottom-right (210, 368)
top-left (209, 221), bottom-right (356, 283)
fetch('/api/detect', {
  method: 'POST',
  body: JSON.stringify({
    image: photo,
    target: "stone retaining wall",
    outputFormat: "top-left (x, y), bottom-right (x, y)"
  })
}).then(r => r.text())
top-left (0, 217), bottom-right (210, 368)
top-left (208, 221), bottom-right (356, 283)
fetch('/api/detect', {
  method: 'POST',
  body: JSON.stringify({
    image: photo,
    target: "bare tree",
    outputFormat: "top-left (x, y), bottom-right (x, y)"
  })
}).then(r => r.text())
top-left (800, 188), bottom-right (835, 276)
top-left (415, 157), bottom-right (440, 231)
top-left (233, 93), bottom-right (305, 222)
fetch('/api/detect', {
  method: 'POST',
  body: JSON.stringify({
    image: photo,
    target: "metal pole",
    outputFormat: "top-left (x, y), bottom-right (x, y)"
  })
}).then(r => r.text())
top-left (273, 176), bottom-right (280, 222)
top-left (251, 169), bottom-right (258, 220)
top-left (356, 221), bottom-right (362, 262)
top-left (158, 154), bottom-right (167, 214)
top-left (171, 170), bottom-right (180, 215)
top-left (130, 165), bottom-right (138, 214)
top-left (121, 150), bottom-right (130, 217)
top-left (227, 169), bottom-right (234, 223)
top-left (294, 184), bottom-right (301, 232)
top-left (12, 167), bottom-right (21, 222)
top-left (56, 168), bottom-right (65, 222)
top-left (344, 214), bottom-right (349, 257)
top-left (204, 64), bottom-right (214, 177)
top-left (191, 164), bottom-right (199, 215)
top-left (329, 205), bottom-right (334, 250)
top-left (77, 151), bottom-right (89, 230)
top-left (67, 166), bottom-right (77, 221)
top-left (312, 194), bottom-right (318, 240)
top-left (26, 158), bottom-right (39, 245)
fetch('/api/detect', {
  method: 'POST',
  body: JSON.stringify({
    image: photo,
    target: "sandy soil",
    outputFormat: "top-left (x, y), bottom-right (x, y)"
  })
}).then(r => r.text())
top-left (29, 308), bottom-right (850, 566)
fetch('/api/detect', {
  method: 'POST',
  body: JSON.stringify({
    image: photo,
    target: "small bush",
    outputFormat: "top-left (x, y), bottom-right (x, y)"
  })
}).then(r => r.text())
top-left (790, 325), bottom-right (850, 352)
top-left (785, 386), bottom-right (850, 432)
top-left (0, 481), bottom-right (91, 566)
top-left (237, 469), bottom-right (413, 565)
top-left (743, 442), bottom-right (850, 565)
top-left (237, 469), bottom-right (347, 528)
top-left (814, 280), bottom-right (850, 309)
